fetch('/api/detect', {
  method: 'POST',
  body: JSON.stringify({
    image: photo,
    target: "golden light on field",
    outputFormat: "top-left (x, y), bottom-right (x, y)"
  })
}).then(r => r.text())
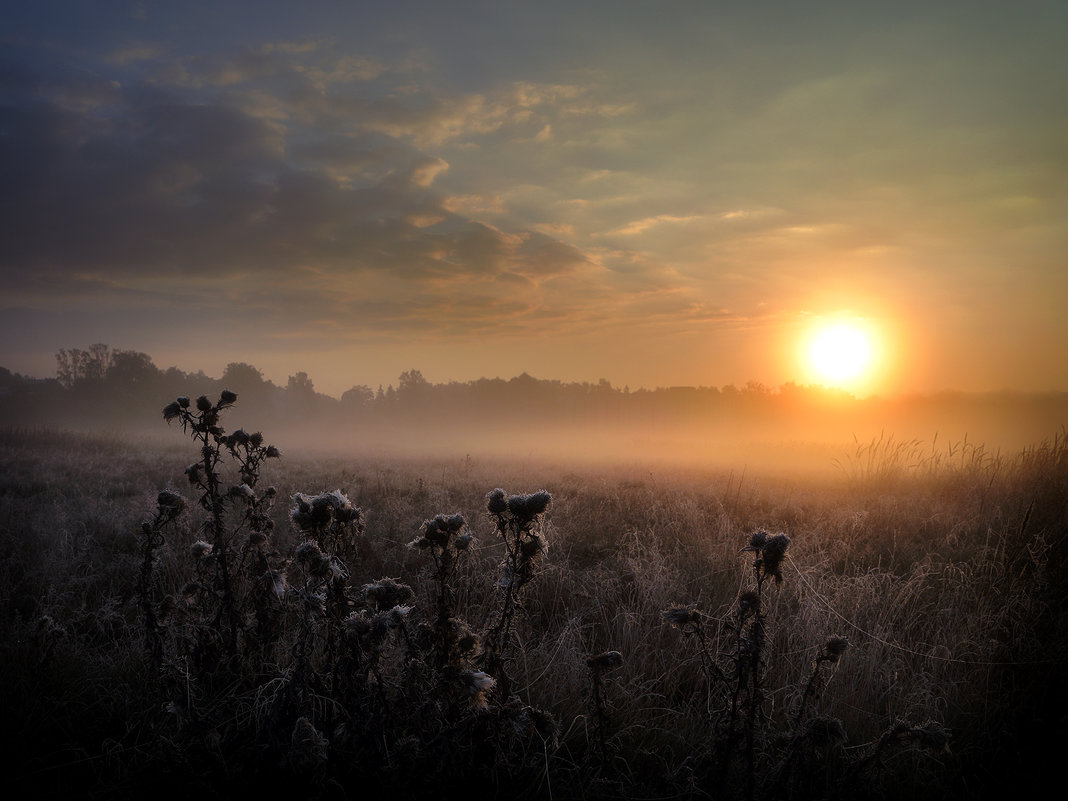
top-left (801, 318), bottom-right (879, 392)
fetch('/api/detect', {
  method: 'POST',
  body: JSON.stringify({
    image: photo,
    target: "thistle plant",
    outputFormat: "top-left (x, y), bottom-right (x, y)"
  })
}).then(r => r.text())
top-left (407, 513), bottom-right (477, 671)
top-left (586, 650), bottom-right (624, 770)
top-left (479, 489), bottom-right (552, 699)
top-left (162, 392), bottom-right (281, 659)
top-left (662, 527), bottom-right (953, 800)
top-left (137, 490), bottom-right (186, 666)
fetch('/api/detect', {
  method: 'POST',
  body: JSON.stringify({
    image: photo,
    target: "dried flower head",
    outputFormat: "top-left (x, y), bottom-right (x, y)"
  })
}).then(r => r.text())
top-left (746, 530), bottom-right (768, 550)
top-left (156, 490), bottom-right (186, 517)
top-left (195, 395), bottom-right (212, 412)
top-left (229, 483), bottom-right (255, 501)
top-left (663, 606), bottom-right (704, 628)
top-left (190, 540), bottom-right (213, 560)
top-left (486, 488), bottom-right (508, 515)
top-left (737, 590), bottom-right (760, 617)
top-left (761, 533), bottom-right (790, 582)
top-left (460, 670), bottom-right (497, 709)
top-left (824, 637), bottom-right (849, 662)
top-left (362, 577), bottom-right (415, 611)
top-left (586, 650), bottom-right (624, 672)
top-left (219, 390), bottom-right (237, 405)
top-left (294, 540), bottom-right (324, 564)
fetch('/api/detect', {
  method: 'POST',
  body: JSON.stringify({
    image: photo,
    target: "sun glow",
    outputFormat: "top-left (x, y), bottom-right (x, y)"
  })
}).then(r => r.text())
top-left (802, 319), bottom-right (878, 391)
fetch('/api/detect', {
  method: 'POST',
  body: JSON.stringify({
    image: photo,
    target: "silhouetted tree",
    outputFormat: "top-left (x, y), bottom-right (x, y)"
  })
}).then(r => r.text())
top-left (287, 371), bottom-right (315, 396)
top-left (341, 384), bottom-right (374, 408)
top-left (221, 362), bottom-right (268, 398)
top-left (56, 343), bottom-right (112, 388)
top-left (107, 350), bottom-right (160, 386)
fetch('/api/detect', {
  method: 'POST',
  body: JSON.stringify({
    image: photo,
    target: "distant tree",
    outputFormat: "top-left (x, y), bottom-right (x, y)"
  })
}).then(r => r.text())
top-left (341, 384), bottom-right (374, 407)
top-left (286, 371), bottom-right (316, 396)
top-left (398, 369), bottom-right (429, 394)
top-left (56, 343), bottom-right (112, 388)
top-left (107, 350), bottom-right (160, 386)
top-left (221, 362), bottom-right (267, 397)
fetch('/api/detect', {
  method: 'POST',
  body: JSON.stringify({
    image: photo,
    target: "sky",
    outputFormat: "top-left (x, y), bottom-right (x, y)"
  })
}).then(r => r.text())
top-left (1, 0), bottom-right (1066, 399)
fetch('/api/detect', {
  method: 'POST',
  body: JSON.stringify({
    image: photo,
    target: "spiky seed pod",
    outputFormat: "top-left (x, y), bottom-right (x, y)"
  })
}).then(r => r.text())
top-left (761, 533), bottom-right (791, 582)
top-left (195, 395), bottom-right (212, 412)
top-left (663, 606), bottom-right (704, 628)
top-left (362, 577), bottom-right (415, 611)
top-left (190, 540), bottom-right (213, 560)
top-left (294, 540), bottom-right (323, 564)
top-left (746, 530), bottom-right (768, 550)
top-left (265, 445), bottom-right (281, 458)
top-left (219, 390), bottom-right (237, 404)
top-left (176, 396), bottom-right (190, 408)
top-left (162, 401), bottom-right (182, 421)
top-left (453, 532), bottom-right (476, 551)
top-left (527, 490), bottom-right (551, 515)
top-left (507, 494), bottom-right (529, 517)
top-left (486, 488), bottom-right (508, 515)
top-left (586, 650), bottom-right (624, 672)
top-left (737, 590), bottom-right (760, 617)
top-left (825, 637), bottom-right (849, 662)
top-left (156, 490), bottom-right (186, 516)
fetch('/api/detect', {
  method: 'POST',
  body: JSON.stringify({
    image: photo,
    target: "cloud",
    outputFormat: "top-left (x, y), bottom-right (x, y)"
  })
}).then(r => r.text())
top-left (0, 52), bottom-right (685, 354)
top-left (608, 214), bottom-right (705, 236)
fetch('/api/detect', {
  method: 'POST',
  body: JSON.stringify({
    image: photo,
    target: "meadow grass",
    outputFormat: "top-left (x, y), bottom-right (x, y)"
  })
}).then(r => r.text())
top-left (1, 407), bottom-right (1065, 800)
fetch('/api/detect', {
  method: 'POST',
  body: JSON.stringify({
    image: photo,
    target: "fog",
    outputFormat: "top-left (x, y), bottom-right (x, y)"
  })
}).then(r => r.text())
top-left (4, 354), bottom-right (1065, 479)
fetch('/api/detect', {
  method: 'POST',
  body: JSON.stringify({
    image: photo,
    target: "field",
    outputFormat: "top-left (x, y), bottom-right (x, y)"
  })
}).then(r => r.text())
top-left (2, 409), bottom-right (1065, 800)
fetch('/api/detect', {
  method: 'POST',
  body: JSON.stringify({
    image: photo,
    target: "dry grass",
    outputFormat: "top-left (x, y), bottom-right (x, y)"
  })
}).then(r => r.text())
top-left (1, 413), bottom-right (1065, 800)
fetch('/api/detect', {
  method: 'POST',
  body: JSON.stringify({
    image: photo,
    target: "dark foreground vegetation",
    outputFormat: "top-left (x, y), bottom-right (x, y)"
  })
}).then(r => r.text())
top-left (1, 392), bottom-right (1065, 799)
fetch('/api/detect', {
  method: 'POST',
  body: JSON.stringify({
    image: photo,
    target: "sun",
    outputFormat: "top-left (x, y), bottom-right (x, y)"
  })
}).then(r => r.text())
top-left (802, 320), bottom-right (876, 389)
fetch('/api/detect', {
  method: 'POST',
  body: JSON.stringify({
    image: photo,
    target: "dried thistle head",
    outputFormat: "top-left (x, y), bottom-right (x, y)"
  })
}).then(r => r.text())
top-left (486, 488), bottom-right (508, 515)
top-left (761, 533), bottom-right (791, 582)
top-left (460, 670), bottom-right (497, 709)
top-left (586, 650), bottom-right (624, 672)
top-left (745, 530), bottom-right (768, 551)
top-left (824, 637), bottom-right (849, 662)
top-left (737, 590), bottom-right (760, 617)
top-left (362, 577), bottom-right (414, 611)
top-left (663, 606), bottom-right (704, 628)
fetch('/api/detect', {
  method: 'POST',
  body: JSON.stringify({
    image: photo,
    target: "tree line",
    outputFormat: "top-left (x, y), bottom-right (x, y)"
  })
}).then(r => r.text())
top-left (2, 344), bottom-right (1066, 451)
